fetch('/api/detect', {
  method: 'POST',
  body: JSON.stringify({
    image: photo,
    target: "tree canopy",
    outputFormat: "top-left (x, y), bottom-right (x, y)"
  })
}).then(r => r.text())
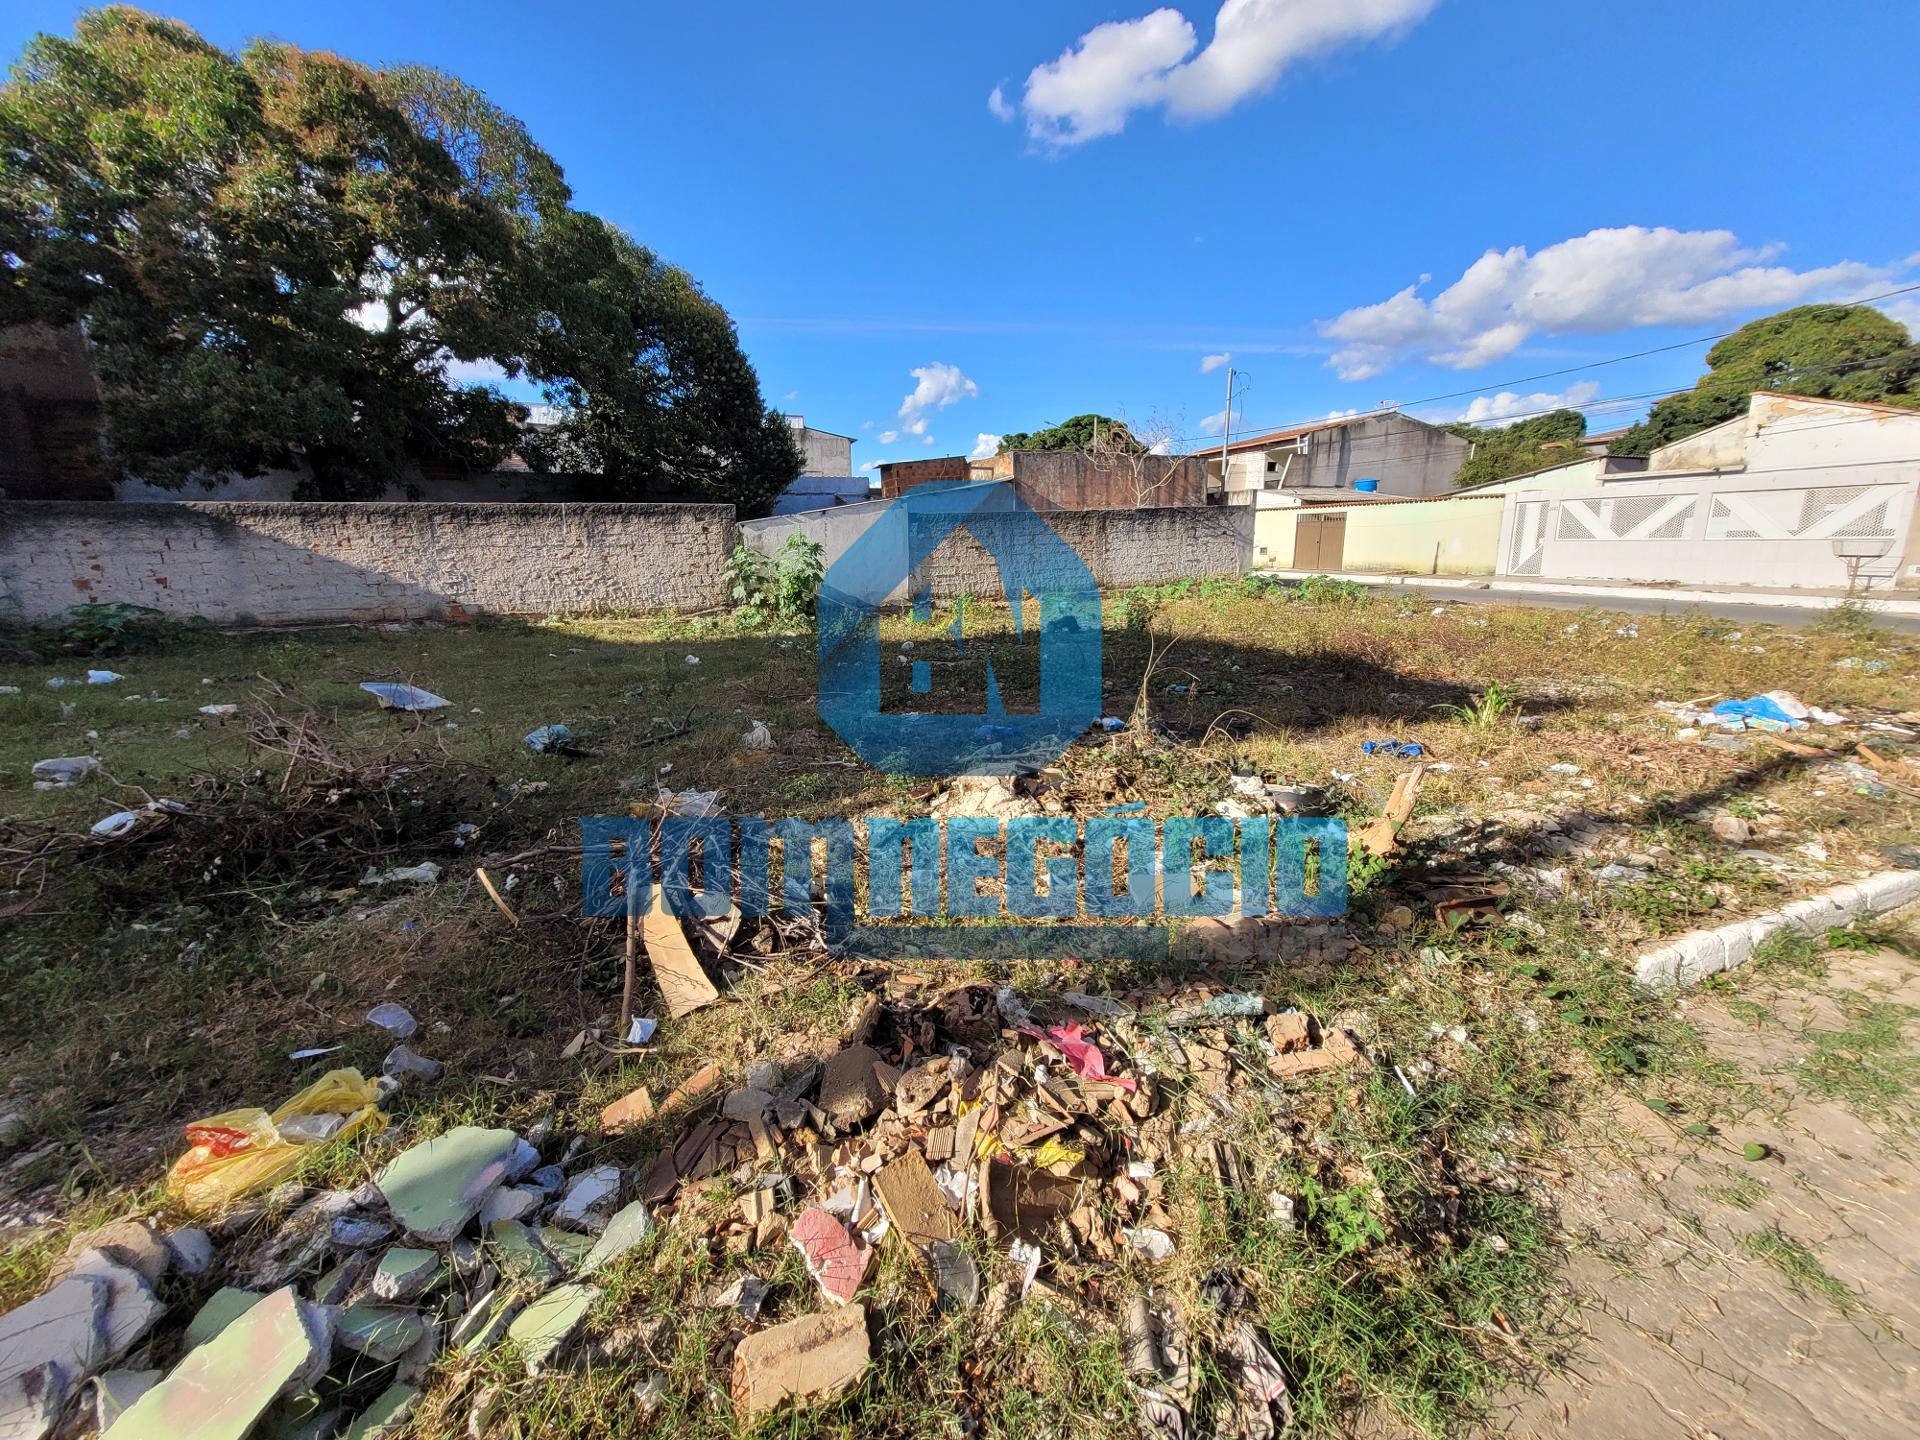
top-left (1607, 304), bottom-right (1920, 456)
top-left (1444, 408), bottom-right (1587, 488)
top-left (999, 413), bottom-right (1143, 454)
top-left (0, 7), bottom-right (799, 507)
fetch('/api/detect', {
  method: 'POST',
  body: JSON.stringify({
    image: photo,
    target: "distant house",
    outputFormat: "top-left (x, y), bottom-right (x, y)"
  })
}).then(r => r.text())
top-left (877, 450), bottom-right (1209, 510)
top-left (1203, 410), bottom-right (1470, 502)
top-left (761, 415), bottom-right (869, 514)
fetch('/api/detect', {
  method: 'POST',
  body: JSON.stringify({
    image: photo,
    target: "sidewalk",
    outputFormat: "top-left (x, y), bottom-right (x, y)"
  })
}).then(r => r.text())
top-left (1254, 568), bottom-right (1920, 616)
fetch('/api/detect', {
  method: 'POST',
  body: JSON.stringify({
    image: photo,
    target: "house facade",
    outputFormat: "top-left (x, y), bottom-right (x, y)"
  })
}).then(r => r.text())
top-left (1205, 410), bottom-right (1471, 503)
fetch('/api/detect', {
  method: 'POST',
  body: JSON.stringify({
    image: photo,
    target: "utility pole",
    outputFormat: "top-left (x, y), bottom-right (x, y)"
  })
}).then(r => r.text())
top-left (1218, 366), bottom-right (1234, 485)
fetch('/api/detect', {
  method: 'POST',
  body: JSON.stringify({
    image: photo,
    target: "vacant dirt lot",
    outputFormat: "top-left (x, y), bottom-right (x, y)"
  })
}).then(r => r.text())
top-left (3, 580), bottom-right (1917, 1439)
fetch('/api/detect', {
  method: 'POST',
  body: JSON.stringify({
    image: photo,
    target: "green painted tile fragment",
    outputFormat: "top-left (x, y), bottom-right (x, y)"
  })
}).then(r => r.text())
top-left (506, 1282), bottom-right (599, 1375)
top-left (182, 1287), bottom-right (264, 1351)
top-left (375, 1127), bottom-right (517, 1242)
top-left (578, 1201), bottom-right (653, 1276)
top-left (337, 1301), bottom-right (427, 1365)
top-left (108, 1287), bottom-right (323, 1440)
top-left (452, 1287), bottom-right (520, 1354)
top-left (488, 1220), bottom-right (563, 1282)
top-left (369, 1247), bottom-right (442, 1302)
top-left (342, 1381), bottom-right (421, 1439)
top-left (533, 1226), bottom-right (596, 1271)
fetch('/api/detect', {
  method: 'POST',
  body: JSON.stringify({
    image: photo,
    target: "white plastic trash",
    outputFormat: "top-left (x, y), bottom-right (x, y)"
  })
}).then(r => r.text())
top-left (360, 682), bottom-right (450, 711)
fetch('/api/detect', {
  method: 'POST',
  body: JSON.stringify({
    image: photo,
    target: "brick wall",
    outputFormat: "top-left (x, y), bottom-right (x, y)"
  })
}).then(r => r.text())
top-left (878, 456), bottom-right (969, 497)
top-left (0, 501), bottom-right (736, 625)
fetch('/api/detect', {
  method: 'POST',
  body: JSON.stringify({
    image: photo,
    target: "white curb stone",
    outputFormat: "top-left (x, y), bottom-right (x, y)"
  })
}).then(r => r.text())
top-left (1634, 869), bottom-right (1920, 991)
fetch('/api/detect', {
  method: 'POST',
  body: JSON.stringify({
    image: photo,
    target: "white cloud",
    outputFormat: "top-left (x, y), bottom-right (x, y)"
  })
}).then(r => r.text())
top-left (859, 460), bottom-right (883, 473)
top-left (443, 357), bottom-right (511, 387)
top-left (784, 389), bottom-right (800, 401)
top-left (1326, 407), bottom-right (1360, 419)
top-left (1148, 439), bottom-right (1172, 455)
top-left (1199, 399), bottom-right (1245, 436)
top-left (897, 362), bottom-right (979, 436)
top-left (987, 85), bottom-right (1015, 122)
top-left (1445, 380), bottom-right (1600, 427)
top-left (1199, 351), bottom-right (1232, 373)
top-left (878, 429), bottom-right (901, 444)
top-left (1011, 0), bottom-right (1437, 148)
top-left (970, 432), bottom-right (1003, 459)
top-left (1879, 296), bottom-right (1920, 336)
top-left (1321, 225), bottom-right (1890, 380)
top-left (923, 435), bottom-right (937, 446)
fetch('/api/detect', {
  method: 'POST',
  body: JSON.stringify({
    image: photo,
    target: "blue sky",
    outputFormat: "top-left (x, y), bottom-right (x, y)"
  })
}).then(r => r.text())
top-left (5, 1), bottom-right (1917, 472)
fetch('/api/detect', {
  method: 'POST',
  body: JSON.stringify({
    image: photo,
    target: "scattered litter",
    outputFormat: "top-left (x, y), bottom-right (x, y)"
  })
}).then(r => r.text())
top-left (1546, 762), bottom-right (1580, 775)
top-left (1099, 716), bottom-right (1127, 731)
top-left (742, 720), bottom-right (773, 750)
top-left (1123, 1227), bottom-right (1176, 1262)
top-left (524, 723), bottom-right (574, 753)
top-left (624, 1016), bottom-right (657, 1045)
top-left (167, 1069), bottom-right (385, 1213)
top-left (366, 1004), bottom-right (418, 1039)
top-left (289, 1045), bottom-right (344, 1061)
top-left (1711, 694), bottom-right (1807, 732)
top-left (789, 1206), bottom-right (871, 1305)
top-left (684, 654), bottom-right (701, 666)
top-left (1361, 738), bottom-right (1424, 757)
top-left (86, 670), bottom-right (124, 685)
top-left (731, 1304), bottom-right (869, 1419)
top-left (31, 755), bottom-right (99, 789)
top-left (361, 861), bottom-right (442, 887)
top-left (197, 704), bottom-right (238, 717)
top-left (89, 811), bottom-right (142, 839)
top-left (360, 683), bottom-right (449, 712)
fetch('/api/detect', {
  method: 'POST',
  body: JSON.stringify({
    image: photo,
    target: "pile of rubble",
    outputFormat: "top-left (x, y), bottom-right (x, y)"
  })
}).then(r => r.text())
top-left (1, 978), bottom-right (1370, 1438)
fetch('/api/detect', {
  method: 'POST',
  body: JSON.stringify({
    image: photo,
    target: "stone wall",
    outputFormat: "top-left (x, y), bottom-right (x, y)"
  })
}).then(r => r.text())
top-left (0, 501), bottom-right (736, 625)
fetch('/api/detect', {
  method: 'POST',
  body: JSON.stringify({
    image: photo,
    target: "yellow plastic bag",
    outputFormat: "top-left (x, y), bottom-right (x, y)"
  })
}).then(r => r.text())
top-left (166, 1068), bottom-right (386, 1215)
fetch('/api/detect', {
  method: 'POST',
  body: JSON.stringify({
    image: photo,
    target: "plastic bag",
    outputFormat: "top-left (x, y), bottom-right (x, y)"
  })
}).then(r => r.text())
top-left (166, 1068), bottom-right (386, 1214)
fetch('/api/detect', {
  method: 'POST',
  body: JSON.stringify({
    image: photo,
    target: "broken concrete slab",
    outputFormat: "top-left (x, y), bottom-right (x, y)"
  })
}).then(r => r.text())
top-left (579, 1201), bottom-right (653, 1276)
top-left (535, 1227), bottom-right (597, 1271)
top-left (330, 1215), bottom-right (395, 1249)
top-left (55, 1218), bottom-right (171, 1286)
top-left (477, 1186), bottom-right (540, 1226)
top-left (0, 1275), bottom-right (108, 1415)
top-left (506, 1283), bottom-right (599, 1375)
top-left (109, 1287), bottom-right (328, 1440)
top-left (549, 1165), bottom-right (621, 1233)
top-left (375, 1126), bottom-right (518, 1242)
top-left (0, 1365), bottom-right (65, 1440)
top-left (64, 1253), bottom-right (165, 1363)
top-left (788, 1207), bottom-right (871, 1305)
top-left (341, 1381), bottom-right (420, 1440)
top-left (337, 1301), bottom-right (427, 1366)
top-left (451, 1288), bottom-right (519, 1354)
top-left (164, 1228), bottom-right (215, 1276)
top-left (731, 1304), bottom-right (869, 1419)
top-left (80, 1368), bottom-right (162, 1433)
top-left (368, 1248), bottom-right (441, 1303)
top-left (183, 1288), bottom-right (263, 1350)
top-left (818, 1045), bottom-right (885, 1129)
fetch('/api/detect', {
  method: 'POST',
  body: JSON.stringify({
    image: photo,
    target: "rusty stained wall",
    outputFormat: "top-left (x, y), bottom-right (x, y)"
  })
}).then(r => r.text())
top-left (878, 455), bottom-right (970, 497)
top-left (1005, 451), bottom-right (1207, 509)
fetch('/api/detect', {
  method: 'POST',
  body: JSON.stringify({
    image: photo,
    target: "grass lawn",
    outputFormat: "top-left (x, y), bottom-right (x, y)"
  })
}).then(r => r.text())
top-left (2, 578), bottom-right (1917, 1437)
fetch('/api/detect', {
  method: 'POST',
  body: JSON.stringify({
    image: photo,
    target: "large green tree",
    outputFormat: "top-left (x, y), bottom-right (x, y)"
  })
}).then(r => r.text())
top-left (1608, 304), bottom-right (1920, 456)
top-left (999, 413), bottom-right (1142, 453)
top-left (0, 7), bottom-right (797, 507)
top-left (1445, 408), bottom-right (1586, 488)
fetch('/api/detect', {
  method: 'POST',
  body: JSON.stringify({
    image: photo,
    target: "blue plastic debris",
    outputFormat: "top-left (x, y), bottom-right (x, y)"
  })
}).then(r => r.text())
top-left (524, 724), bottom-right (574, 753)
top-left (1362, 739), bottom-right (1424, 757)
top-left (1710, 695), bottom-right (1806, 732)
top-left (361, 682), bottom-right (450, 712)
top-left (1098, 717), bottom-right (1126, 732)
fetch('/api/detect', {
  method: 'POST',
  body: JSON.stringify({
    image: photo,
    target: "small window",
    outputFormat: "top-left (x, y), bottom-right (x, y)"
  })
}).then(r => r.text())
top-left (1266, 460), bottom-right (1278, 472)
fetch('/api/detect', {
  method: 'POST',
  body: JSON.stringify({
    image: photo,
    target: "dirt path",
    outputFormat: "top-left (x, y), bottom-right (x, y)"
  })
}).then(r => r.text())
top-left (1495, 946), bottom-right (1920, 1439)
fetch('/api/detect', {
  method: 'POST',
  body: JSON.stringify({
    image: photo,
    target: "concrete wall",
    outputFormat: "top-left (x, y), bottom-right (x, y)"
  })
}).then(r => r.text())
top-left (769, 474), bottom-right (871, 516)
top-left (0, 501), bottom-right (735, 625)
top-left (1496, 396), bottom-right (1920, 590)
top-left (788, 424), bottom-right (854, 477)
top-left (744, 488), bottom-right (1254, 602)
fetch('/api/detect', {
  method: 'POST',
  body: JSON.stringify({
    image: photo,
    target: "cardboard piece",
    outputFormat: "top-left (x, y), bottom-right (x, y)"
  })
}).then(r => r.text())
top-left (872, 1152), bottom-right (957, 1249)
top-left (644, 901), bottom-right (719, 1018)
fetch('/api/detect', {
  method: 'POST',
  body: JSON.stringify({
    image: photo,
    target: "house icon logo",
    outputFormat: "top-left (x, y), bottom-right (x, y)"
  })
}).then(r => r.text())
top-left (816, 482), bottom-right (1102, 777)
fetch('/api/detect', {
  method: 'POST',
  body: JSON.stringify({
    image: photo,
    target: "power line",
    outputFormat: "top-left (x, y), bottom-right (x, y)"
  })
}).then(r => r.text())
top-left (1178, 281), bottom-right (1920, 449)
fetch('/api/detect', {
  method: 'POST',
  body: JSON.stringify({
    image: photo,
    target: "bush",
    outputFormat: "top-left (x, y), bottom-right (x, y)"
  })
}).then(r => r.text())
top-left (9, 603), bottom-right (208, 660)
top-left (725, 535), bottom-right (826, 627)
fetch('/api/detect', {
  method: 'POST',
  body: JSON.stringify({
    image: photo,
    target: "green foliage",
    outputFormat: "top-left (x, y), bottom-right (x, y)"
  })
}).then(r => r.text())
top-left (18, 602), bottom-right (207, 659)
top-left (1609, 305), bottom-right (1920, 456)
top-left (1287, 573), bottom-right (1370, 605)
top-left (1445, 408), bottom-right (1587, 488)
top-left (724, 535), bottom-right (824, 627)
top-left (0, 9), bottom-right (792, 508)
top-left (1434, 680), bottom-right (1518, 731)
top-left (998, 413), bottom-right (1142, 453)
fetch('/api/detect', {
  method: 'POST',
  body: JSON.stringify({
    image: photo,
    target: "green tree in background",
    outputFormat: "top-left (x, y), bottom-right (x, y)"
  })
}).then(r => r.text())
top-left (1445, 408), bottom-right (1587, 488)
top-left (1607, 305), bottom-right (1920, 456)
top-left (1000, 413), bottom-right (1143, 453)
top-left (0, 7), bottom-right (797, 508)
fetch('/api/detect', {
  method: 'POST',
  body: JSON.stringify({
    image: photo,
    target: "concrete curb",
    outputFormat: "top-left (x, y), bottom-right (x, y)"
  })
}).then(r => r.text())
top-left (1254, 569), bottom-right (1920, 616)
top-left (1634, 870), bottom-right (1920, 991)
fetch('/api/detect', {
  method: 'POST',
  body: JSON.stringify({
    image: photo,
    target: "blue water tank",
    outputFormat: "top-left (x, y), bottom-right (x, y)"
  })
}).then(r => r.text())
top-left (1354, 477), bottom-right (1379, 493)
